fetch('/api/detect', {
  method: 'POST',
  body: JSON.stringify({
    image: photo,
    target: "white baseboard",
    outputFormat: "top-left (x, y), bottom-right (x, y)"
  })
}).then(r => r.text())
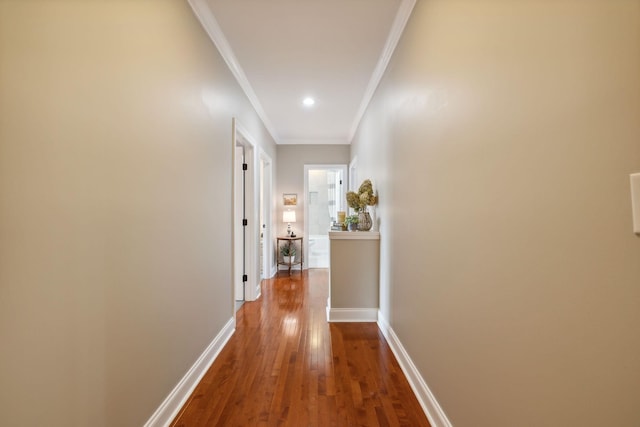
top-left (327, 307), bottom-right (378, 322)
top-left (377, 311), bottom-right (452, 427)
top-left (144, 317), bottom-right (236, 427)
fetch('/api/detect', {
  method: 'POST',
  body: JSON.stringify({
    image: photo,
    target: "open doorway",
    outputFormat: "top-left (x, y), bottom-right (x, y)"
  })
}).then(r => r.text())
top-left (304, 165), bottom-right (348, 268)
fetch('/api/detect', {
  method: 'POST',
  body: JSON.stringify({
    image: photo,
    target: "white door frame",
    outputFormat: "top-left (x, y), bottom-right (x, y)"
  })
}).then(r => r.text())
top-left (232, 118), bottom-right (260, 302)
top-left (303, 164), bottom-right (348, 268)
top-left (259, 148), bottom-right (274, 280)
top-left (233, 145), bottom-right (245, 303)
top-left (349, 156), bottom-right (358, 192)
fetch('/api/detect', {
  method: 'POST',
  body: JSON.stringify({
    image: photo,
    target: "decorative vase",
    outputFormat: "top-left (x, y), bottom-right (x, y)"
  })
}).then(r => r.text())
top-left (347, 223), bottom-right (358, 232)
top-left (357, 211), bottom-right (372, 231)
top-left (283, 255), bottom-right (295, 264)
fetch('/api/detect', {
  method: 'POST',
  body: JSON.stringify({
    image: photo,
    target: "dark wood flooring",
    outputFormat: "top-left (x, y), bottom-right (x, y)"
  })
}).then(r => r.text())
top-left (171, 269), bottom-right (431, 427)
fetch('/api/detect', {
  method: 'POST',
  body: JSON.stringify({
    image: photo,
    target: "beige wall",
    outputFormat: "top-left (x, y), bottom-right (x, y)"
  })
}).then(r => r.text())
top-left (329, 237), bottom-right (380, 309)
top-left (351, 0), bottom-right (640, 426)
top-left (0, 1), bottom-right (276, 426)
top-left (275, 144), bottom-right (349, 243)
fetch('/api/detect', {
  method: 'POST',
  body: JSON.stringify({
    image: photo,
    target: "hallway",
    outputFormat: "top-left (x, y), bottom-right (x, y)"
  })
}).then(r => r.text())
top-left (171, 269), bottom-right (430, 426)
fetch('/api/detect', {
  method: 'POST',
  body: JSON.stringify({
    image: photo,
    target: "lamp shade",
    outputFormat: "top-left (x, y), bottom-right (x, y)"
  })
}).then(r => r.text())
top-left (283, 210), bottom-right (296, 223)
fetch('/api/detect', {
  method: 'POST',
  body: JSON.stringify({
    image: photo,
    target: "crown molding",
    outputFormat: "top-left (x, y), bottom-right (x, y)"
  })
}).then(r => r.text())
top-left (347, 0), bottom-right (416, 143)
top-left (187, 0), bottom-right (280, 144)
top-left (189, 0), bottom-right (415, 146)
top-left (278, 137), bottom-right (350, 145)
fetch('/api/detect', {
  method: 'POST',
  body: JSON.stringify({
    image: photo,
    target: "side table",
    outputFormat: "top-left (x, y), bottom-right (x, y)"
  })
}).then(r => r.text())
top-left (276, 236), bottom-right (303, 274)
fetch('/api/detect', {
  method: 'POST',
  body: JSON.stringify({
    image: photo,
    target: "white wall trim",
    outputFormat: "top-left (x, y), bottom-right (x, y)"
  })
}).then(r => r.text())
top-left (327, 308), bottom-right (378, 322)
top-left (189, 0), bottom-right (416, 147)
top-left (377, 311), bottom-right (452, 427)
top-left (144, 317), bottom-right (236, 427)
top-left (348, 0), bottom-right (416, 142)
top-left (279, 137), bottom-right (350, 145)
top-left (187, 0), bottom-right (279, 144)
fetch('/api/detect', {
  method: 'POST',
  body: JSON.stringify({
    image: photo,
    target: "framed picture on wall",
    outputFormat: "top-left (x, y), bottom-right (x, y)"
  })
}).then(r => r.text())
top-left (283, 193), bottom-right (297, 206)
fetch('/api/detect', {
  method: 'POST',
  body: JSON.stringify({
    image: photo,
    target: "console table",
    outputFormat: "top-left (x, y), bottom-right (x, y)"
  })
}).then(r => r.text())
top-left (277, 236), bottom-right (303, 274)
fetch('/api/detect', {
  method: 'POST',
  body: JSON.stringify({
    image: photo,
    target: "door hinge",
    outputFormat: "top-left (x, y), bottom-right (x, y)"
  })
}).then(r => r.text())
top-left (242, 163), bottom-right (248, 171)
top-left (242, 274), bottom-right (248, 282)
top-left (242, 219), bottom-right (248, 226)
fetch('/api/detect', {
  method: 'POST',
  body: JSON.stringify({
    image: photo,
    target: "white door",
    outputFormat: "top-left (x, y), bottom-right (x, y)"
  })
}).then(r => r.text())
top-left (234, 146), bottom-right (245, 301)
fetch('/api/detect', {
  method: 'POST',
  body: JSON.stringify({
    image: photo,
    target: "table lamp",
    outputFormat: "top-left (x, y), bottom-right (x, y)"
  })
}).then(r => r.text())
top-left (283, 210), bottom-right (296, 236)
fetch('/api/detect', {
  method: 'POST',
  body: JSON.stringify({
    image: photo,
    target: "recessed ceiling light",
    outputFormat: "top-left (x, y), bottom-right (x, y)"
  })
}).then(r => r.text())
top-left (303, 97), bottom-right (315, 107)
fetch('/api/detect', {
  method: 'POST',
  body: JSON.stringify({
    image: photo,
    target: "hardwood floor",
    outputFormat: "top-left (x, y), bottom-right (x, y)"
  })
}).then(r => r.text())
top-left (171, 269), bottom-right (431, 427)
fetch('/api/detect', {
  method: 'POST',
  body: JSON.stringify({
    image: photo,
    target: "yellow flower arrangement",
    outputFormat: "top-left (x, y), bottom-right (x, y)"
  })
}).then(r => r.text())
top-left (346, 179), bottom-right (378, 213)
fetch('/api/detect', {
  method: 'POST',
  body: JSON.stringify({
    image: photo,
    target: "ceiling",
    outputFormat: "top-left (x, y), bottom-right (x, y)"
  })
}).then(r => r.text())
top-left (189, 0), bottom-right (415, 144)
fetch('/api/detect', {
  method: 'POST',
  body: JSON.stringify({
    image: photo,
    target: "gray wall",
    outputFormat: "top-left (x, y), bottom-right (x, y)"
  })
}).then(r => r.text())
top-left (276, 145), bottom-right (350, 244)
top-left (351, 1), bottom-right (640, 426)
top-left (0, 1), bottom-right (276, 426)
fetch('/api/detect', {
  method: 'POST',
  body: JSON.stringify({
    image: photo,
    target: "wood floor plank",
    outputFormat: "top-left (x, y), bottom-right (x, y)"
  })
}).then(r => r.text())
top-left (171, 269), bottom-right (430, 427)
